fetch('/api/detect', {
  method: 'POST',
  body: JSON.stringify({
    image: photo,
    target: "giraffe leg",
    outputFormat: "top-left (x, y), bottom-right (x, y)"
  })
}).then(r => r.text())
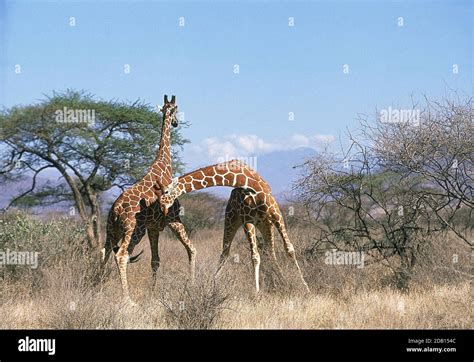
top-left (114, 232), bottom-right (132, 301)
top-left (257, 221), bottom-right (278, 265)
top-left (215, 207), bottom-right (240, 277)
top-left (243, 223), bottom-right (261, 293)
top-left (273, 217), bottom-right (310, 294)
top-left (114, 221), bottom-right (145, 304)
top-left (147, 226), bottom-right (160, 289)
top-left (257, 220), bottom-right (285, 288)
top-left (167, 219), bottom-right (196, 283)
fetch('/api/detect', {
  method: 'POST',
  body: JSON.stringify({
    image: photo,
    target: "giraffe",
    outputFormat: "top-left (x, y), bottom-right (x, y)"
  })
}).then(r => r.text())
top-left (160, 159), bottom-right (309, 293)
top-left (101, 95), bottom-right (196, 303)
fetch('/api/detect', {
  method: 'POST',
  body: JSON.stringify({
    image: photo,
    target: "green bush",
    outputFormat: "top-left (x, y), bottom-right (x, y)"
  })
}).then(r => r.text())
top-left (0, 212), bottom-right (87, 284)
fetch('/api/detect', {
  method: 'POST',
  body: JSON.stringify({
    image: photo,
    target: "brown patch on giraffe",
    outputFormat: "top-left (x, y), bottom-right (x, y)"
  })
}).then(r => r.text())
top-left (194, 171), bottom-right (205, 181)
top-left (129, 195), bottom-right (140, 202)
top-left (214, 174), bottom-right (224, 185)
top-left (204, 176), bottom-right (214, 185)
top-left (236, 173), bottom-right (246, 186)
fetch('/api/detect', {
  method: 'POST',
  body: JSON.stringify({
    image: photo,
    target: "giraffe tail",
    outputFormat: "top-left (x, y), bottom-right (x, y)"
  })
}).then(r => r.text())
top-left (129, 249), bottom-right (144, 263)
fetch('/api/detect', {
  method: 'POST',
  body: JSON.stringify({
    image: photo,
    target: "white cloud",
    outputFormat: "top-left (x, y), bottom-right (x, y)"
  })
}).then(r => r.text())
top-left (186, 133), bottom-right (335, 164)
top-left (314, 134), bottom-right (337, 143)
top-left (201, 134), bottom-right (278, 159)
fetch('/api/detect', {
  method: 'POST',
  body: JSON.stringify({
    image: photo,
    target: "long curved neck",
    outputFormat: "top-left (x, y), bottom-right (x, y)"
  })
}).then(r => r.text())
top-left (149, 110), bottom-right (173, 182)
top-left (172, 160), bottom-right (264, 198)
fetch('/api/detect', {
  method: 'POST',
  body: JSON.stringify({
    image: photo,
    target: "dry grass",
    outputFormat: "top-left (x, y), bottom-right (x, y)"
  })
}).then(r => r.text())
top-left (0, 218), bottom-right (471, 329)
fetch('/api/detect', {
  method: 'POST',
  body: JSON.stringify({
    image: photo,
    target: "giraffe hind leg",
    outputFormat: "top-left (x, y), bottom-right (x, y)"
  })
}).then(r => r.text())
top-left (273, 218), bottom-right (310, 294)
top-left (114, 233), bottom-right (132, 300)
top-left (114, 223), bottom-right (146, 303)
top-left (243, 223), bottom-right (261, 294)
top-left (167, 219), bottom-right (196, 284)
top-left (257, 221), bottom-right (285, 288)
top-left (215, 206), bottom-right (240, 277)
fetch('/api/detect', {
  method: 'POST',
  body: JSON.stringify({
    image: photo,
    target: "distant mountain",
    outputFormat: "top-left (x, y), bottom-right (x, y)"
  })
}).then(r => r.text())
top-left (0, 174), bottom-right (118, 213)
top-left (257, 147), bottom-right (316, 197)
top-left (0, 176), bottom-right (67, 212)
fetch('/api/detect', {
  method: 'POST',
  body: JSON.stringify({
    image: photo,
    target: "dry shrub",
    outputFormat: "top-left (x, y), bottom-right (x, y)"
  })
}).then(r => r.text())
top-left (158, 268), bottom-right (234, 329)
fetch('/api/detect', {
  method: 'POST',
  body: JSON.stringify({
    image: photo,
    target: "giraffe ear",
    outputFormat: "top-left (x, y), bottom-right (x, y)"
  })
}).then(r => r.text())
top-left (164, 95), bottom-right (168, 104)
top-left (171, 95), bottom-right (176, 104)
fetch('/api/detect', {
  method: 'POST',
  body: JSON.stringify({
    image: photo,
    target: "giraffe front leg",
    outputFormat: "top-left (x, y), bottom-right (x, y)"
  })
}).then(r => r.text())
top-left (215, 208), bottom-right (240, 278)
top-left (244, 223), bottom-right (260, 294)
top-left (257, 221), bottom-right (285, 290)
top-left (147, 227), bottom-right (161, 290)
top-left (114, 232), bottom-right (137, 305)
top-left (167, 219), bottom-right (196, 284)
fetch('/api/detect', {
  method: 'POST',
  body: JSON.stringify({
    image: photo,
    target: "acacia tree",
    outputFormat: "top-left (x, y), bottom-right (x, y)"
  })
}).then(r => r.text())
top-left (296, 97), bottom-right (473, 290)
top-left (297, 139), bottom-right (439, 290)
top-left (361, 97), bottom-right (473, 245)
top-left (0, 90), bottom-right (188, 247)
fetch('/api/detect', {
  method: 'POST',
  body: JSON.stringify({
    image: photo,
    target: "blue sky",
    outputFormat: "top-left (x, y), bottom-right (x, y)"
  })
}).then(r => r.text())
top-left (0, 0), bottom-right (472, 169)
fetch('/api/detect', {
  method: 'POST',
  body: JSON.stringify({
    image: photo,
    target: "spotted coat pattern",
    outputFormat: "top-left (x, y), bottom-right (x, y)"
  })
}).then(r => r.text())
top-left (160, 160), bottom-right (309, 293)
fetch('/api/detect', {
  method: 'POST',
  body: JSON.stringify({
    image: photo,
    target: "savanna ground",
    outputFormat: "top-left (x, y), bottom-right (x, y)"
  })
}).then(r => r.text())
top-left (0, 211), bottom-right (471, 329)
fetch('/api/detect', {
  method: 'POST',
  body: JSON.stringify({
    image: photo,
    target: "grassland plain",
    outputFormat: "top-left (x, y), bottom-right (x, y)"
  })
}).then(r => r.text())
top-left (0, 213), bottom-right (471, 329)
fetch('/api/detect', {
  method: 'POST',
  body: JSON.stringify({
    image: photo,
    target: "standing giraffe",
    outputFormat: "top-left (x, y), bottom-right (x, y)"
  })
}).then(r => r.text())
top-left (101, 95), bottom-right (196, 303)
top-left (160, 160), bottom-right (309, 293)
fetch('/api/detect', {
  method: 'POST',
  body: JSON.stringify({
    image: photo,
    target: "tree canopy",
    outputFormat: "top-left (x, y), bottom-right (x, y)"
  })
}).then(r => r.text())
top-left (0, 90), bottom-right (189, 246)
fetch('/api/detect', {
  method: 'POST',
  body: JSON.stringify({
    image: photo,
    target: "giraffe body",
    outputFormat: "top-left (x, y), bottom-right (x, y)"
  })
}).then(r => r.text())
top-left (160, 160), bottom-right (309, 293)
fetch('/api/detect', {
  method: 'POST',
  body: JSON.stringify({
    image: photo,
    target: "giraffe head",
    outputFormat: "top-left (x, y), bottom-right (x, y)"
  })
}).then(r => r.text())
top-left (161, 94), bottom-right (179, 127)
top-left (160, 177), bottom-right (180, 216)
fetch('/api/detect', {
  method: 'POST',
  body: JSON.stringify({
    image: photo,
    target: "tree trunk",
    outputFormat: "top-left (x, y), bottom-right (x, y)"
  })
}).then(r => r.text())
top-left (394, 250), bottom-right (415, 292)
top-left (90, 194), bottom-right (102, 248)
top-left (82, 193), bottom-right (101, 249)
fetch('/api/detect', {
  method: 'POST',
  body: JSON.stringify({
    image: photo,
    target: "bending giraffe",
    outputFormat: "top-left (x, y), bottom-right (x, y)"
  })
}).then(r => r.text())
top-left (160, 160), bottom-right (309, 293)
top-left (101, 95), bottom-right (196, 303)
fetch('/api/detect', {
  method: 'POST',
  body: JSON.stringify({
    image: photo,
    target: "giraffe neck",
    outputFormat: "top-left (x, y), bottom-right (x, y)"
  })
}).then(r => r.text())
top-left (149, 110), bottom-right (173, 182)
top-left (172, 160), bottom-right (264, 198)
